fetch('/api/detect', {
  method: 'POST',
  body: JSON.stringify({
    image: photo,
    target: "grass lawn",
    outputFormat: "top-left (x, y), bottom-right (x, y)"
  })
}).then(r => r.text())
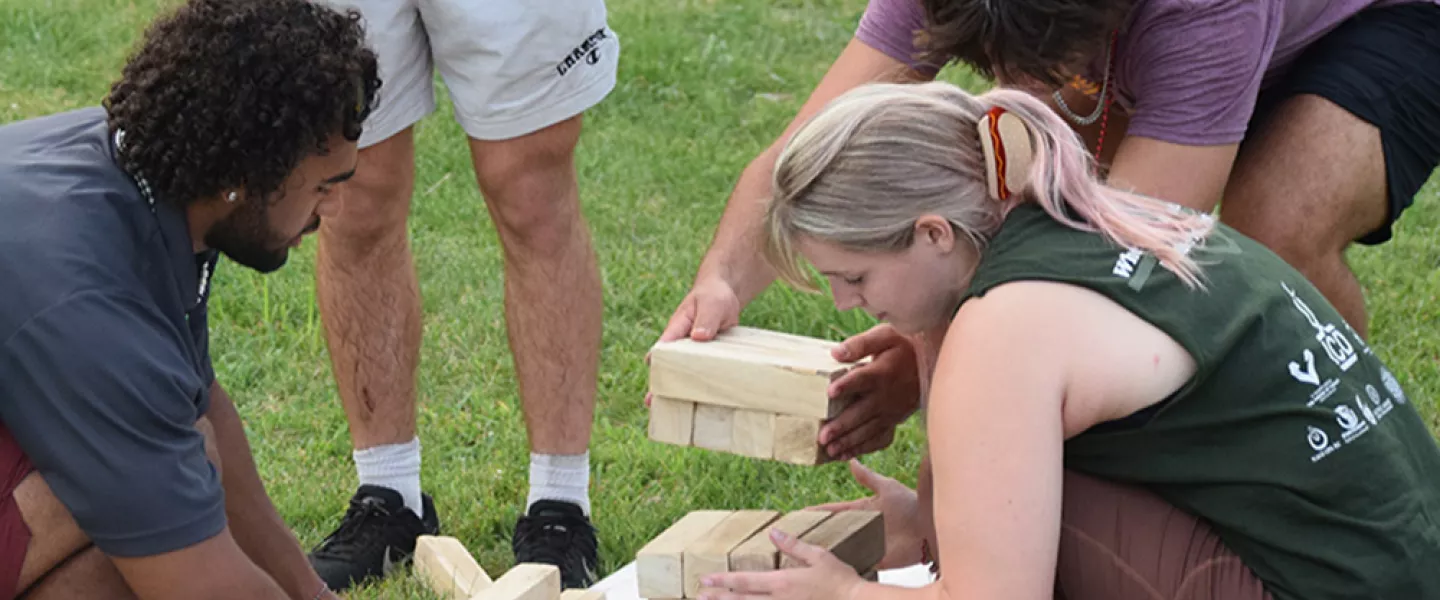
top-left (3, 0), bottom-right (1438, 597)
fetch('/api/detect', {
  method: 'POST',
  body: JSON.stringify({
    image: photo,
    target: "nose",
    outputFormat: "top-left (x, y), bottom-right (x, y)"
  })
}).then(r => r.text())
top-left (832, 285), bottom-right (863, 312)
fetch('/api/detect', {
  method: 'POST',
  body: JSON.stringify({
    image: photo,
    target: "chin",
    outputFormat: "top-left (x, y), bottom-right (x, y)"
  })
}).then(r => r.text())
top-left (222, 247), bottom-right (290, 274)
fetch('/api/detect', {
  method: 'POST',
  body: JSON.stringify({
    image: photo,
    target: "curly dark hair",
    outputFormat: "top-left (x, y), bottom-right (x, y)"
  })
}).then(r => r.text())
top-left (917, 0), bottom-right (1135, 88)
top-left (104, 0), bottom-right (380, 207)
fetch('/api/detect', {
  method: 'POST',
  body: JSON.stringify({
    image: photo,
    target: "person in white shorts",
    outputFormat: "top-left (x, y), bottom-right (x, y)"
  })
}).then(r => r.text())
top-left (302, 0), bottom-right (618, 592)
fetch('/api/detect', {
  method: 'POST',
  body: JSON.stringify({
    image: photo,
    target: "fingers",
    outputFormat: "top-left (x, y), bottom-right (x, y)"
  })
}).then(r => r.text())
top-left (831, 323), bottom-right (901, 362)
top-left (660, 297), bottom-right (699, 342)
top-left (823, 418), bottom-right (895, 461)
top-left (771, 528), bottom-right (838, 570)
top-left (698, 570), bottom-right (786, 597)
top-left (818, 393), bottom-right (878, 446)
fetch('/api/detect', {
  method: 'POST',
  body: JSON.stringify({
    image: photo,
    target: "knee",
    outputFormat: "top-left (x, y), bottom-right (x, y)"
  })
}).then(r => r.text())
top-left (475, 138), bottom-right (585, 254)
top-left (323, 168), bottom-right (413, 249)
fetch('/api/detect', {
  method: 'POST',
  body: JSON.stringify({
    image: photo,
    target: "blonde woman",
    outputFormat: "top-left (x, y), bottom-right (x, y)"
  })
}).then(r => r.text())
top-left (696, 81), bottom-right (1440, 600)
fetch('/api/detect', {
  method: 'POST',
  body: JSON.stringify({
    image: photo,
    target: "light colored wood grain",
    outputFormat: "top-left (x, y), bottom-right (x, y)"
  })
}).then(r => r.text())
top-left (472, 563), bottom-right (559, 600)
top-left (728, 511), bottom-right (833, 572)
top-left (780, 510), bottom-right (884, 574)
top-left (648, 395), bottom-right (695, 447)
top-left (682, 510), bottom-right (781, 597)
top-left (648, 327), bottom-right (854, 419)
top-left (729, 409), bottom-right (775, 459)
top-left (772, 414), bottom-right (827, 465)
top-left (691, 404), bottom-right (735, 452)
top-left (414, 535), bottom-right (491, 600)
top-left (636, 511), bottom-right (733, 599)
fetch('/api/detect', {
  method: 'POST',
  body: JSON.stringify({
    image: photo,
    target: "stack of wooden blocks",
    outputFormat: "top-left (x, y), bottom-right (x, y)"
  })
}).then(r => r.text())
top-left (413, 535), bottom-right (606, 600)
top-left (635, 509), bottom-right (884, 599)
top-left (647, 326), bottom-right (862, 464)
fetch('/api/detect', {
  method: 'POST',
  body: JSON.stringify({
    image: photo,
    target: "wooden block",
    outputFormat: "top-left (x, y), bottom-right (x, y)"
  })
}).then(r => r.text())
top-left (414, 535), bottom-right (492, 600)
top-left (729, 409), bottom-right (775, 459)
top-left (649, 396), bottom-right (695, 447)
top-left (636, 510), bottom-right (734, 599)
top-left (780, 510), bottom-right (884, 574)
top-left (772, 415), bottom-right (827, 465)
top-left (473, 563), bottom-right (559, 600)
top-left (683, 510), bottom-right (782, 597)
top-left (648, 326), bottom-right (854, 419)
top-left (560, 589), bottom-right (606, 600)
top-left (692, 404), bottom-right (734, 452)
top-left (729, 510), bottom-right (833, 572)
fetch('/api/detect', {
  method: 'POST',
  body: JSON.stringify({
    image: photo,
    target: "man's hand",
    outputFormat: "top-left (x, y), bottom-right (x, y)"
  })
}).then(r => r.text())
top-left (818, 324), bottom-right (921, 460)
top-left (806, 459), bottom-right (926, 571)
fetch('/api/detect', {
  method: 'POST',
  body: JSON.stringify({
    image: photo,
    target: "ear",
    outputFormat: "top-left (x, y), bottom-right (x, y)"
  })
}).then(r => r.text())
top-left (913, 215), bottom-right (956, 253)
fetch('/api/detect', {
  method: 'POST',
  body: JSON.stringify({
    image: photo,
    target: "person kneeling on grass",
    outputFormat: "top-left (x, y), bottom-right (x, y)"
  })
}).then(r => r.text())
top-left (697, 81), bottom-right (1440, 600)
top-left (0, 0), bottom-right (379, 598)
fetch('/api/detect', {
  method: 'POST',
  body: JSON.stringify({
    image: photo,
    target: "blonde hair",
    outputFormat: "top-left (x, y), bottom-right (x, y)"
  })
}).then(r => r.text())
top-left (763, 82), bottom-right (1215, 291)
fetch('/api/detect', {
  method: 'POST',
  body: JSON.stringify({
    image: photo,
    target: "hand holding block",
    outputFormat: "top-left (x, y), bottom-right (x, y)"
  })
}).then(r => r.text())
top-left (728, 510), bottom-right (833, 572)
top-left (414, 535), bottom-right (492, 600)
top-left (682, 510), bottom-right (781, 597)
top-left (647, 326), bottom-right (864, 465)
top-left (779, 510), bottom-right (884, 574)
top-left (648, 326), bottom-right (854, 419)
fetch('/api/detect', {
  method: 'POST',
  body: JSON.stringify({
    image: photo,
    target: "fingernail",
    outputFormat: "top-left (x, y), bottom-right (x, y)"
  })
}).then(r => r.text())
top-left (695, 327), bottom-right (710, 337)
top-left (770, 527), bottom-right (791, 542)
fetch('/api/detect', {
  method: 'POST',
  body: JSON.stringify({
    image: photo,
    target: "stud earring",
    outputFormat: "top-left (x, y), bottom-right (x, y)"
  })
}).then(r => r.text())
top-left (226, 191), bottom-right (238, 203)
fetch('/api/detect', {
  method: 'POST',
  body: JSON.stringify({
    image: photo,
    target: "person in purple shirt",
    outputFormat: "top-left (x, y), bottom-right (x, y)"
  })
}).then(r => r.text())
top-left (657, 0), bottom-right (1440, 476)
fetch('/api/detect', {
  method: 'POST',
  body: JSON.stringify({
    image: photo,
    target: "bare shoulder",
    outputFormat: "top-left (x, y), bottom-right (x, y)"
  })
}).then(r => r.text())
top-left (950, 280), bottom-right (1196, 437)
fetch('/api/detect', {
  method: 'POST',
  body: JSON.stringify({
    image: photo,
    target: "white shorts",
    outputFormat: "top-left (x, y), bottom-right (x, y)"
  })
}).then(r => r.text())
top-left (323, 0), bottom-right (620, 146)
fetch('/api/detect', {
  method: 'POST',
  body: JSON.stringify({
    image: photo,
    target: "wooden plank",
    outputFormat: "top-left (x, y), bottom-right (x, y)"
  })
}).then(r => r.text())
top-left (473, 563), bottom-right (559, 600)
top-left (683, 510), bottom-right (781, 597)
top-left (414, 535), bottom-right (491, 600)
top-left (648, 396), bottom-right (695, 447)
top-left (772, 415), bottom-right (828, 465)
top-left (729, 409), bottom-right (775, 459)
top-left (559, 588), bottom-right (606, 600)
top-left (636, 511), bottom-right (734, 599)
top-left (691, 404), bottom-right (734, 452)
top-left (648, 327), bottom-right (854, 419)
top-left (780, 510), bottom-right (884, 574)
top-left (728, 511), bottom-right (833, 572)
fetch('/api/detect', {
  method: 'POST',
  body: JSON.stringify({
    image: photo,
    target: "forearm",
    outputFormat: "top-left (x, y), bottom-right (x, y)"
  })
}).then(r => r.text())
top-left (693, 144), bottom-right (786, 304)
top-left (207, 382), bottom-right (328, 600)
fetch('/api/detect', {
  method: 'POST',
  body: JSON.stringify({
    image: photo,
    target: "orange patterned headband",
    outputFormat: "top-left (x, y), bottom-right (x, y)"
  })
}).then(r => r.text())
top-left (976, 106), bottom-right (1034, 201)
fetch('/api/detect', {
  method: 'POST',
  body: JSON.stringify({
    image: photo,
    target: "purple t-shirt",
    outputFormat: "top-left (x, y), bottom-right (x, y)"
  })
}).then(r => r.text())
top-left (856, 0), bottom-right (1435, 145)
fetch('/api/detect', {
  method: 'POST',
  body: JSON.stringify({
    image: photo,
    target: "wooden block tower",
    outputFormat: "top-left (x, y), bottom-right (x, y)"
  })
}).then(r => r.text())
top-left (635, 509), bottom-right (884, 599)
top-left (414, 535), bottom-right (606, 600)
top-left (647, 326), bottom-right (861, 464)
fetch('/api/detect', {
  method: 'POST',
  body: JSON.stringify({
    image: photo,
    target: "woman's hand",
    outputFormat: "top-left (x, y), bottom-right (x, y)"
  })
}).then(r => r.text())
top-left (806, 459), bottom-right (926, 570)
top-left (695, 528), bottom-right (867, 600)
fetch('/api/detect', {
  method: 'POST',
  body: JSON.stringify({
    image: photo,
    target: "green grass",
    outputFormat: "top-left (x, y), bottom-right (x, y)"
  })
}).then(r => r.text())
top-left (3, 0), bottom-right (1439, 597)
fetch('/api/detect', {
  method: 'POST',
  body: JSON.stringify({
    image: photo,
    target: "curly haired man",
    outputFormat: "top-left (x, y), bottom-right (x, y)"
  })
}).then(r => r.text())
top-left (0, 0), bottom-right (378, 598)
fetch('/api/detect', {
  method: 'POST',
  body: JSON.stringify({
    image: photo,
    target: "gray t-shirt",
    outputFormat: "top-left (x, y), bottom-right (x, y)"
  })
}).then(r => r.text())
top-left (0, 107), bottom-right (225, 557)
top-left (856, 0), bottom-right (1437, 145)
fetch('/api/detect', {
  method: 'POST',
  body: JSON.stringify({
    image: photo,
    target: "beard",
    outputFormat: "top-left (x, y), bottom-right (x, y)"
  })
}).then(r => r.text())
top-left (204, 199), bottom-right (305, 274)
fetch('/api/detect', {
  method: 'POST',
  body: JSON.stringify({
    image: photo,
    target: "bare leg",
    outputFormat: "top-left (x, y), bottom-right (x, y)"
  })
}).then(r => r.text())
top-left (20, 547), bottom-right (135, 600)
top-left (1221, 95), bottom-right (1389, 339)
top-left (316, 128), bottom-right (421, 449)
top-left (14, 475), bottom-right (87, 593)
top-left (469, 115), bottom-right (600, 458)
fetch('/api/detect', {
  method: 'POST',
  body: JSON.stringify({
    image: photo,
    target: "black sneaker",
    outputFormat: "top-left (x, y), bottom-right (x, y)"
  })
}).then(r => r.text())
top-left (512, 500), bottom-right (600, 589)
top-left (307, 485), bottom-right (440, 591)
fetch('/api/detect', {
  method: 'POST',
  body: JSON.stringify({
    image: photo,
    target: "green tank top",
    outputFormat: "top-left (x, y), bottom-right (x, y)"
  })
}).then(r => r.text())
top-left (960, 203), bottom-right (1440, 599)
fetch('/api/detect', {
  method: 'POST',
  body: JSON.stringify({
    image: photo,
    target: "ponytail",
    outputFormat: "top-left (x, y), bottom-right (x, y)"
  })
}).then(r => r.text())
top-left (976, 88), bottom-right (1215, 288)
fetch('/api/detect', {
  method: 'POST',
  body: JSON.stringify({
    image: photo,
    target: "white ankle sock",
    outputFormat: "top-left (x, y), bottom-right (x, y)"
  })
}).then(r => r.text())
top-left (354, 437), bottom-right (424, 520)
top-left (526, 452), bottom-right (591, 516)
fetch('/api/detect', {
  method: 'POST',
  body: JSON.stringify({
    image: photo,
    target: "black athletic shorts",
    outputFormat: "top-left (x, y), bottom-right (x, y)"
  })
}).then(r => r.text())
top-left (1251, 1), bottom-right (1440, 245)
